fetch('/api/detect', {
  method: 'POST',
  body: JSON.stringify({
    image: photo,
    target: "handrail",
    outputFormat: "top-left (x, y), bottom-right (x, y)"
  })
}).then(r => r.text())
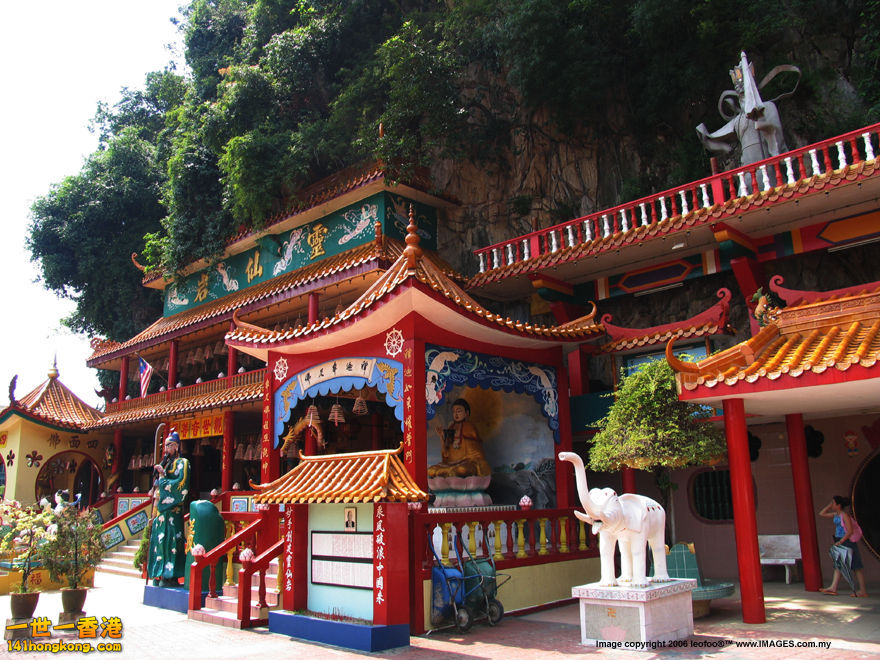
top-left (188, 515), bottom-right (267, 611)
top-left (474, 122), bottom-right (880, 273)
top-left (106, 368), bottom-right (266, 413)
top-left (237, 539), bottom-right (283, 627)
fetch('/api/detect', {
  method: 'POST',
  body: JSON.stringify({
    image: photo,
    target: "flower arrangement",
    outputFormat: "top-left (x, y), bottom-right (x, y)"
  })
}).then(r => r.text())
top-left (0, 500), bottom-right (52, 593)
top-left (37, 505), bottom-right (104, 589)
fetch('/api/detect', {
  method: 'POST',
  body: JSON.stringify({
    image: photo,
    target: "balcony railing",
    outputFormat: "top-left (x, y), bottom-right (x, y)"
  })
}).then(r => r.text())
top-left (106, 368), bottom-right (266, 413)
top-left (475, 122), bottom-right (880, 273)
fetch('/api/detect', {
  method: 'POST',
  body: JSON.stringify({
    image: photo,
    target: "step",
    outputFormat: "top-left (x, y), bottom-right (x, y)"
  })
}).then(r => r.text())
top-left (100, 556), bottom-right (139, 570)
top-left (189, 606), bottom-right (269, 629)
top-left (208, 588), bottom-right (279, 611)
top-left (204, 593), bottom-right (277, 617)
top-left (96, 564), bottom-right (142, 578)
top-left (222, 578), bottom-right (279, 599)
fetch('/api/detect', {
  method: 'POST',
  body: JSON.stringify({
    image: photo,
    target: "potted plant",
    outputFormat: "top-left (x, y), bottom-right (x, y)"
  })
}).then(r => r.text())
top-left (0, 500), bottom-right (52, 619)
top-left (38, 505), bottom-right (104, 615)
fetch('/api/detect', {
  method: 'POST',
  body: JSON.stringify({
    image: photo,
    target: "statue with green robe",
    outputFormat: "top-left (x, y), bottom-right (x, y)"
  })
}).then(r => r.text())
top-left (147, 431), bottom-right (190, 586)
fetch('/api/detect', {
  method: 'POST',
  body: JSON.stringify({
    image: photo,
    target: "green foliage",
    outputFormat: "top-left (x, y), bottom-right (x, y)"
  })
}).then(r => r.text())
top-left (38, 506), bottom-right (105, 590)
top-left (27, 0), bottom-right (880, 336)
top-left (0, 501), bottom-right (52, 593)
top-left (589, 359), bottom-right (726, 472)
top-left (133, 518), bottom-right (152, 572)
top-left (27, 129), bottom-right (165, 340)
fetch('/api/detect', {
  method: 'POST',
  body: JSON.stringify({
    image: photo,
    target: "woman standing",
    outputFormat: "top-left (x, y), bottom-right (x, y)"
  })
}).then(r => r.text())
top-left (818, 495), bottom-right (868, 597)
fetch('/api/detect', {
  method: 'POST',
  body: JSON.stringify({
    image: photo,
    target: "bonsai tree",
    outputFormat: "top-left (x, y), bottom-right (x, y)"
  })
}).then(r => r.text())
top-left (0, 500), bottom-right (52, 593)
top-left (589, 358), bottom-right (726, 543)
top-left (38, 505), bottom-right (104, 590)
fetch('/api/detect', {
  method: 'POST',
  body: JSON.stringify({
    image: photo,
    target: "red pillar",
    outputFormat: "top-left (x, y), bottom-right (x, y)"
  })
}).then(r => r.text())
top-left (308, 292), bottom-right (320, 325)
top-left (402, 323), bottom-right (426, 492)
top-left (227, 322), bottom-right (237, 377)
top-left (282, 504), bottom-right (308, 611)
top-left (111, 428), bottom-right (123, 489)
top-left (555, 355), bottom-right (574, 509)
top-left (373, 502), bottom-right (409, 626)
top-left (621, 467), bottom-right (636, 494)
top-left (566, 346), bottom-right (591, 397)
top-left (786, 413), bottom-right (822, 591)
top-left (723, 398), bottom-right (765, 623)
top-left (168, 340), bottom-right (178, 389)
top-left (118, 355), bottom-right (129, 401)
top-left (304, 427), bottom-right (317, 456)
top-left (221, 411), bottom-right (234, 492)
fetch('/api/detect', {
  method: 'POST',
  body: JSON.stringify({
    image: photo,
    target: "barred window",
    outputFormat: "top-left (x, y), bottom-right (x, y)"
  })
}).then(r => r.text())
top-left (691, 469), bottom-right (734, 522)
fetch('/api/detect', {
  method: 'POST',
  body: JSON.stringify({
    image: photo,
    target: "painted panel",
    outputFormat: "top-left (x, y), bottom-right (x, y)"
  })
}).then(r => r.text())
top-left (273, 357), bottom-right (404, 448)
top-left (424, 345), bottom-right (559, 508)
top-left (101, 525), bottom-right (124, 550)
top-left (163, 193), bottom-right (438, 316)
top-left (126, 510), bottom-right (149, 536)
top-left (229, 496), bottom-right (251, 513)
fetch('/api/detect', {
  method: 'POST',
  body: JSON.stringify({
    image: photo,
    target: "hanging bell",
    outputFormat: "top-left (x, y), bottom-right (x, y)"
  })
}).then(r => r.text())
top-left (234, 442), bottom-right (245, 461)
top-left (306, 404), bottom-right (319, 425)
top-left (352, 394), bottom-right (368, 417)
top-left (128, 455), bottom-right (136, 471)
top-left (328, 403), bottom-right (345, 426)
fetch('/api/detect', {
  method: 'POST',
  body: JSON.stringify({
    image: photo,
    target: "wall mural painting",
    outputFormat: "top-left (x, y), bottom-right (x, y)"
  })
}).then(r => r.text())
top-left (273, 357), bottom-right (404, 449)
top-left (424, 345), bottom-right (559, 509)
top-left (164, 193), bottom-right (438, 316)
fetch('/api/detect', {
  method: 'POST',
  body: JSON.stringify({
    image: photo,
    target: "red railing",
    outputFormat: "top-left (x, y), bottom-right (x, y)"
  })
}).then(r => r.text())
top-left (237, 539), bottom-right (283, 628)
top-left (187, 509), bottom-right (281, 626)
top-left (475, 123), bottom-right (880, 273)
top-left (106, 368), bottom-right (266, 413)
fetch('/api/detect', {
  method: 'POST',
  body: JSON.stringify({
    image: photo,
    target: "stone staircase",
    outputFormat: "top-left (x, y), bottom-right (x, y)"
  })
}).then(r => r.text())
top-left (189, 560), bottom-right (280, 629)
top-left (96, 537), bottom-right (143, 579)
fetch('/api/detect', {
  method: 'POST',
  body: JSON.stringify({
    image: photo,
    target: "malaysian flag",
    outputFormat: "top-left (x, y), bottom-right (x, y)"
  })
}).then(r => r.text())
top-left (138, 357), bottom-right (154, 397)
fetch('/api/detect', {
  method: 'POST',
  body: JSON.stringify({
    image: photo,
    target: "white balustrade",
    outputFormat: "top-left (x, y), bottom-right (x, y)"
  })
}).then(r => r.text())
top-left (566, 224), bottom-right (577, 247)
top-left (659, 197), bottom-right (668, 221)
top-left (809, 148), bottom-right (822, 175)
top-left (640, 203), bottom-right (649, 226)
top-left (737, 172), bottom-right (749, 198)
top-left (478, 252), bottom-right (486, 273)
top-left (759, 165), bottom-right (771, 191)
top-left (784, 157), bottom-right (796, 184)
top-left (506, 242), bottom-right (516, 265)
top-left (863, 133), bottom-right (875, 161)
top-left (521, 238), bottom-right (531, 260)
top-left (619, 209), bottom-right (629, 232)
top-left (601, 214), bottom-right (611, 238)
top-left (836, 141), bottom-right (847, 168)
top-left (699, 184), bottom-right (710, 208)
top-left (582, 220), bottom-right (593, 242)
top-left (492, 248), bottom-right (501, 269)
top-left (679, 190), bottom-right (689, 215)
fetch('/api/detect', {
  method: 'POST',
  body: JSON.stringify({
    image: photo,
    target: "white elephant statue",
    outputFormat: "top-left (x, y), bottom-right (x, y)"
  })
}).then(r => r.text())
top-left (559, 452), bottom-right (669, 587)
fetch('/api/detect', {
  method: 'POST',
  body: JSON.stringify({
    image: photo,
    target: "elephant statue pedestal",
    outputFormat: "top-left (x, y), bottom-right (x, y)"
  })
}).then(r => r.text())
top-left (572, 580), bottom-right (697, 647)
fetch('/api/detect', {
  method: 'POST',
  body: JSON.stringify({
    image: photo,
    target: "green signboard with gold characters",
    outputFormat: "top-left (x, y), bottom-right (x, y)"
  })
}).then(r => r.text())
top-left (163, 193), bottom-right (437, 316)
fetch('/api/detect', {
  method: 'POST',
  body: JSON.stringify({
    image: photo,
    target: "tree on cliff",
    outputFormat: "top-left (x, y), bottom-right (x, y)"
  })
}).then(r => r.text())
top-left (27, 0), bottom-right (880, 341)
top-left (588, 358), bottom-right (726, 542)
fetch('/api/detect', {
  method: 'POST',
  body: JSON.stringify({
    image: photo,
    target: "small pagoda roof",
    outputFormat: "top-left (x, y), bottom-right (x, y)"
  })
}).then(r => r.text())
top-left (1, 365), bottom-right (102, 431)
top-left (669, 277), bottom-right (880, 417)
top-left (90, 237), bottom-right (458, 368)
top-left (252, 445), bottom-right (428, 504)
top-left (227, 210), bottom-right (603, 359)
top-left (599, 288), bottom-right (732, 353)
top-left (85, 379), bottom-right (263, 429)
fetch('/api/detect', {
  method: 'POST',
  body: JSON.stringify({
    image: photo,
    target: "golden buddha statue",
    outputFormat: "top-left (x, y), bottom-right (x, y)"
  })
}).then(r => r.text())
top-left (427, 399), bottom-right (491, 478)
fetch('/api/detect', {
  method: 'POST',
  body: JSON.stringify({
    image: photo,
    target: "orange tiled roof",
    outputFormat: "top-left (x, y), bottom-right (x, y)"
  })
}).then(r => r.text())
top-left (90, 238), bottom-right (459, 366)
top-left (85, 380), bottom-right (263, 429)
top-left (252, 445), bottom-right (428, 504)
top-left (470, 159), bottom-right (880, 287)
top-left (669, 279), bottom-right (880, 391)
top-left (227, 211), bottom-right (603, 347)
top-left (142, 161), bottom-right (441, 285)
top-left (6, 367), bottom-right (102, 430)
top-left (599, 289), bottom-right (732, 353)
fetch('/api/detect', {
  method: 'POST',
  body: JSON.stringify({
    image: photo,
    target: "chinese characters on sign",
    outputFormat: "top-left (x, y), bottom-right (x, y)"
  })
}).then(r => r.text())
top-left (171, 414), bottom-right (224, 441)
top-left (374, 504), bottom-right (386, 607)
top-left (296, 359), bottom-right (375, 392)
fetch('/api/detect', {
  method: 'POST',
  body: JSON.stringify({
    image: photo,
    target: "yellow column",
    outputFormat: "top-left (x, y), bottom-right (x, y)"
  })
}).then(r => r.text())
top-left (516, 520), bottom-right (527, 558)
top-left (538, 518), bottom-right (549, 555)
top-left (493, 521), bottom-right (504, 561)
top-left (558, 517), bottom-right (569, 553)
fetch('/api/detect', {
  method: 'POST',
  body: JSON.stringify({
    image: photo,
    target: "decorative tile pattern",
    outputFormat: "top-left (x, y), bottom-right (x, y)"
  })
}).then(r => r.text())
top-left (101, 525), bottom-right (125, 550)
top-left (126, 510), bottom-right (149, 536)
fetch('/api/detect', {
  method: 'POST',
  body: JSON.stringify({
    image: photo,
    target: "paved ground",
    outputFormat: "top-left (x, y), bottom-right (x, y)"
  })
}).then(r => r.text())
top-left (2, 572), bottom-right (878, 659)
